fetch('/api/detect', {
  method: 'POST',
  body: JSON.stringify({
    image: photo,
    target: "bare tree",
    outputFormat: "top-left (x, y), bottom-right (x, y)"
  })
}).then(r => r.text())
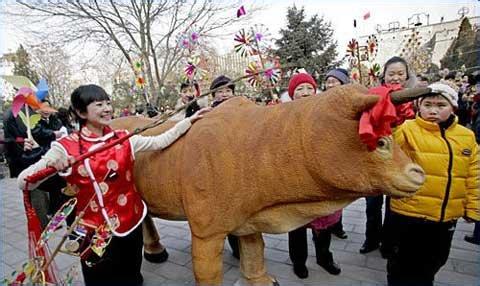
top-left (29, 43), bottom-right (75, 107)
top-left (8, 0), bottom-right (256, 104)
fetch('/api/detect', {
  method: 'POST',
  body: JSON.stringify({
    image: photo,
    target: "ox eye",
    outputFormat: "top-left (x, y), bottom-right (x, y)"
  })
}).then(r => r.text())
top-left (377, 138), bottom-right (388, 149)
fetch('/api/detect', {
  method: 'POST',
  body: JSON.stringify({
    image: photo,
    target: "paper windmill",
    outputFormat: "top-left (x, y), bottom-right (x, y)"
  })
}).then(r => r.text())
top-left (234, 29), bottom-right (256, 57)
top-left (133, 60), bottom-right (143, 72)
top-left (135, 76), bottom-right (145, 88)
top-left (350, 67), bottom-right (360, 81)
top-left (178, 29), bottom-right (200, 51)
top-left (35, 78), bottom-right (49, 101)
top-left (366, 35), bottom-right (378, 59)
top-left (262, 59), bottom-right (282, 86)
top-left (182, 55), bottom-right (206, 81)
top-left (245, 62), bottom-right (262, 87)
top-left (251, 24), bottom-right (272, 52)
top-left (12, 87), bottom-right (56, 118)
top-left (346, 39), bottom-right (359, 57)
top-left (369, 63), bottom-right (381, 80)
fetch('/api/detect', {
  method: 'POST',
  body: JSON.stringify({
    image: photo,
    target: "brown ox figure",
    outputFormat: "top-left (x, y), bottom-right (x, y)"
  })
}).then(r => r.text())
top-left (110, 84), bottom-right (426, 285)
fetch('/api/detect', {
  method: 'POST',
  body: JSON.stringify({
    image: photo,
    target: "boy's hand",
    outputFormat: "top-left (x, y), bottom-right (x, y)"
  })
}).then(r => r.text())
top-left (23, 138), bottom-right (38, 151)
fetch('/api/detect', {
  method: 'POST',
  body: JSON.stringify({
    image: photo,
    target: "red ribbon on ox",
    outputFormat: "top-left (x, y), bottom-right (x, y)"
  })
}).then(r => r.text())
top-left (359, 84), bottom-right (414, 151)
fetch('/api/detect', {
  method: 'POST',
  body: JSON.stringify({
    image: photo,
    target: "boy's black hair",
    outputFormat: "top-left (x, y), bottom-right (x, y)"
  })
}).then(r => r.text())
top-left (444, 71), bottom-right (457, 81)
top-left (380, 56), bottom-right (410, 84)
top-left (180, 80), bottom-right (199, 91)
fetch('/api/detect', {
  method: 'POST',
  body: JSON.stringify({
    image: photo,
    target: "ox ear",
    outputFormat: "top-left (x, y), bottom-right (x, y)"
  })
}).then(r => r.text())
top-left (350, 93), bottom-right (380, 118)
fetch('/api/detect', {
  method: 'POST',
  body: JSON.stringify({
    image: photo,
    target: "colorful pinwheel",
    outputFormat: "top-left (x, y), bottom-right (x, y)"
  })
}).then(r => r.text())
top-left (346, 39), bottom-right (359, 57)
top-left (36, 79), bottom-right (49, 101)
top-left (234, 29), bottom-right (256, 57)
top-left (178, 29), bottom-right (200, 51)
top-left (351, 67), bottom-right (360, 81)
top-left (251, 24), bottom-right (272, 52)
top-left (262, 58), bottom-right (282, 86)
top-left (11, 87), bottom-right (56, 142)
top-left (133, 60), bottom-right (143, 72)
top-left (183, 55), bottom-right (206, 81)
top-left (245, 62), bottom-right (262, 87)
top-left (366, 35), bottom-right (378, 59)
top-left (135, 76), bottom-right (145, 88)
top-left (369, 63), bottom-right (381, 81)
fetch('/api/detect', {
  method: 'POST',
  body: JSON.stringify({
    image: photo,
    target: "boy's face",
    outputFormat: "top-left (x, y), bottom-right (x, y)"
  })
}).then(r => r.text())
top-left (180, 86), bottom-right (196, 104)
top-left (39, 101), bottom-right (53, 119)
top-left (418, 96), bottom-right (453, 124)
top-left (213, 86), bottom-right (233, 102)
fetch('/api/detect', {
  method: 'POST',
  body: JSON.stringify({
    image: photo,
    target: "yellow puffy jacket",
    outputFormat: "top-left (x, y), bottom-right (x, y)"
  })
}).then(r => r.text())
top-left (392, 116), bottom-right (479, 222)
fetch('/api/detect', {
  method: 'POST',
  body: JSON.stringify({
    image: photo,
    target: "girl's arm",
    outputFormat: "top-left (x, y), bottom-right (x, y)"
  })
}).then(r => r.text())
top-left (130, 107), bottom-right (211, 152)
top-left (130, 118), bottom-right (192, 152)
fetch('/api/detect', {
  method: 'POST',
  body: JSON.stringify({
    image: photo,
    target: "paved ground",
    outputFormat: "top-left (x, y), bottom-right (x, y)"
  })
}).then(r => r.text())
top-left (1, 177), bottom-right (479, 285)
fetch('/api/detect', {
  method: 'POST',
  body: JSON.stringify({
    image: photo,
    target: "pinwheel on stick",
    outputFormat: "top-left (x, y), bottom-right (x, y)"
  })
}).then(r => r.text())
top-left (234, 28), bottom-right (256, 57)
top-left (3, 76), bottom-right (56, 144)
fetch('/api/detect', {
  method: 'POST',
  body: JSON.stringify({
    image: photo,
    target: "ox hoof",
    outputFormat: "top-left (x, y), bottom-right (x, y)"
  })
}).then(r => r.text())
top-left (233, 276), bottom-right (279, 286)
top-left (143, 248), bottom-right (169, 263)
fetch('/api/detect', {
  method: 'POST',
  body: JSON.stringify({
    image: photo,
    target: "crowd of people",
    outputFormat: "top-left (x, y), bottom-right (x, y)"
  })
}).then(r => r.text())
top-left (2, 54), bottom-right (479, 286)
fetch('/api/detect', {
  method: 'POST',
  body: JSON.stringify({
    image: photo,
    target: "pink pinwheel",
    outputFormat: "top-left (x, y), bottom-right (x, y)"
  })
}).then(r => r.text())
top-left (12, 87), bottom-right (55, 117)
top-left (234, 29), bottom-right (256, 57)
top-left (245, 62), bottom-right (262, 87)
top-left (185, 63), bottom-right (196, 78)
top-left (191, 32), bottom-right (199, 43)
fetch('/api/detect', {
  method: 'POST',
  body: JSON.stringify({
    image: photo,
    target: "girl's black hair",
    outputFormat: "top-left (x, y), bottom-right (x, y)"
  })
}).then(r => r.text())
top-left (70, 84), bottom-right (110, 124)
top-left (380, 56), bottom-right (410, 84)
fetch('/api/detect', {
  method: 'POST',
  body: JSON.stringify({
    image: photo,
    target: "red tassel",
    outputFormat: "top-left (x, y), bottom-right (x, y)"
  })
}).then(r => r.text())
top-left (22, 186), bottom-right (60, 284)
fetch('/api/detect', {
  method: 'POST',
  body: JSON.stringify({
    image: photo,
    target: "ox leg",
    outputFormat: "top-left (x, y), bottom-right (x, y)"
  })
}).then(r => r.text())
top-left (142, 215), bottom-right (169, 263)
top-left (236, 233), bottom-right (278, 286)
top-left (191, 233), bottom-right (225, 285)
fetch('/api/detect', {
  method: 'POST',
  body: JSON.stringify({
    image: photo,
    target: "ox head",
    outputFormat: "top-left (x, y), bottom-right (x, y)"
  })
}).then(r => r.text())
top-left (303, 84), bottom-right (426, 199)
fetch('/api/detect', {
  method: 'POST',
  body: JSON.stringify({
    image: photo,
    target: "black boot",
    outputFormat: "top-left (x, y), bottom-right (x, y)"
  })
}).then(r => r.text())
top-left (330, 219), bottom-right (348, 239)
top-left (293, 264), bottom-right (309, 279)
top-left (317, 252), bottom-right (341, 275)
top-left (359, 240), bottom-right (380, 254)
top-left (313, 229), bottom-right (341, 275)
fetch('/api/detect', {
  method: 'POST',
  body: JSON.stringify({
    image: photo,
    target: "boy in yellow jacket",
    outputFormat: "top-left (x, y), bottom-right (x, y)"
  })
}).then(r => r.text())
top-left (386, 82), bottom-right (479, 286)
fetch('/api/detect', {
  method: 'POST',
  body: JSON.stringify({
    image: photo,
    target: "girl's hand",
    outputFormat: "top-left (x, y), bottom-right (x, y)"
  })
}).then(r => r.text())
top-left (190, 107), bottom-right (213, 123)
top-left (46, 155), bottom-right (75, 171)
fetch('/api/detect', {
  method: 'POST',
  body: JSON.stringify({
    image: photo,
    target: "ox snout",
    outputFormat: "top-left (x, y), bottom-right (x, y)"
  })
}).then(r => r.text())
top-left (390, 163), bottom-right (426, 198)
top-left (406, 163), bottom-right (425, 187)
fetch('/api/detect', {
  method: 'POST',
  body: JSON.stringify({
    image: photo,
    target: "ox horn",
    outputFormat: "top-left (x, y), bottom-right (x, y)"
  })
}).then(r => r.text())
top-left (390, 87), bottom-right (432, 105)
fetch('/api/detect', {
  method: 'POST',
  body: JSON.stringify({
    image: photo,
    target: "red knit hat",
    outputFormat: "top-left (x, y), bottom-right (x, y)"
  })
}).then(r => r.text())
top-left (288, 73), bottom-right (317, 99)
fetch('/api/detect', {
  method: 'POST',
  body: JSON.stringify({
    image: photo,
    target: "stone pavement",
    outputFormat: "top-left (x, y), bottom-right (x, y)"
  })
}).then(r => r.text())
top-left (1, 177), bottom-right (478, 286)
